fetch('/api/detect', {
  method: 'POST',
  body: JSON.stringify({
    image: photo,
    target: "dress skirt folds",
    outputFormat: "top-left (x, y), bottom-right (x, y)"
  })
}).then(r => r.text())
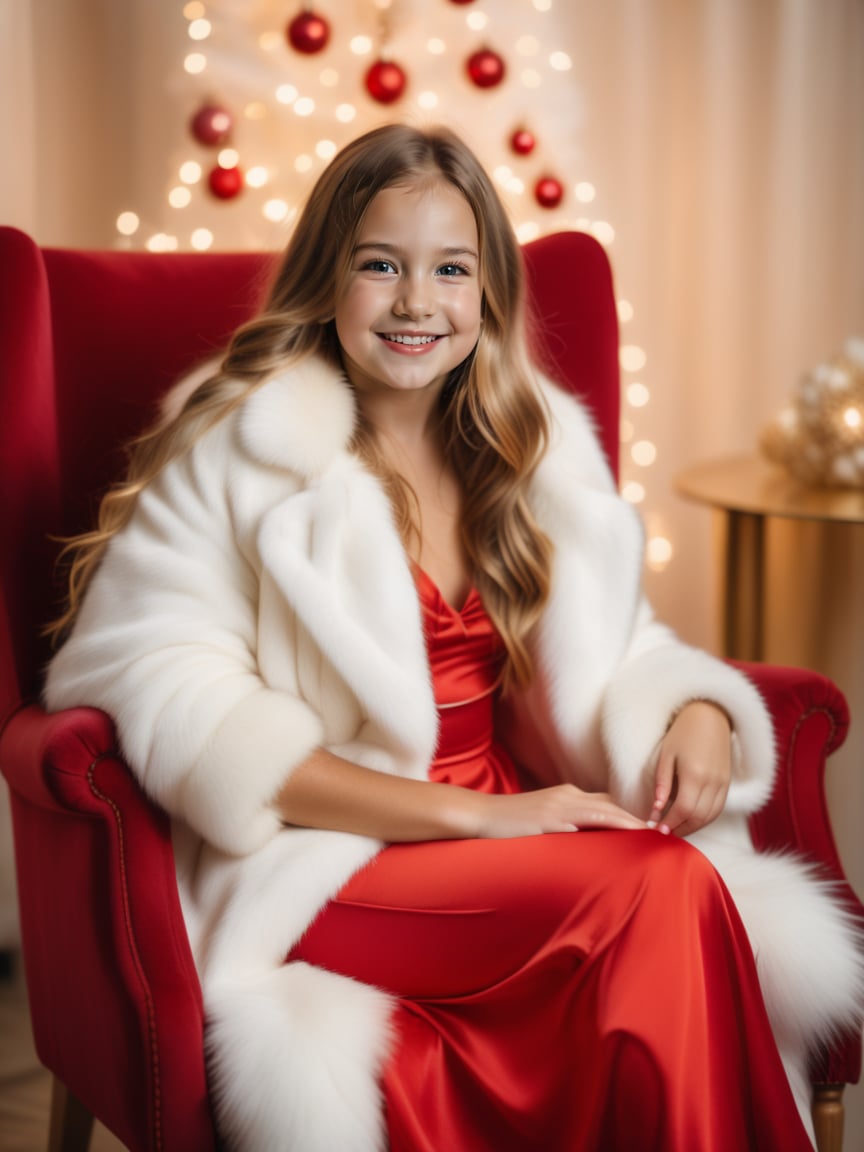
top-left (291, 568), bottom-right (813, 1151)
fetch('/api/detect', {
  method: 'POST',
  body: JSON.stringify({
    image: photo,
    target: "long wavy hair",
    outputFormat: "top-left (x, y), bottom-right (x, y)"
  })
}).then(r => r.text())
top-left (50, 123), bottom-right (553, 688)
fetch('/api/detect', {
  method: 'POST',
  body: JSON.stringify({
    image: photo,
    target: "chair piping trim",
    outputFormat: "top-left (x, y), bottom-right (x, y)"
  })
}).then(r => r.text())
top-left (87, 752), bottom-right (163, 1152)
top-left (784, 704), bottom-right (840, 856)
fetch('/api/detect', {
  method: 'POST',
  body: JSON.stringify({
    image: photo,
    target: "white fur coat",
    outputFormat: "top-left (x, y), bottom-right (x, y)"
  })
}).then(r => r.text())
top-left (44, 358), bottom-right (862, 1150)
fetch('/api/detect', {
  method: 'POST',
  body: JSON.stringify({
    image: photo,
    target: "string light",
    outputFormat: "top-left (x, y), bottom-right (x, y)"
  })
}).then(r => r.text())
top-left (187, 18), bottom-right (211, 41)
top-left (169, 186), bottom-right (192, 208)
top-left (245, 166), bottom-right (269, 188)
top-left (626, 382), bottom-right (650, 407)
top-left (116, 211), bottom-right (139, 236)
top-left (646, 536), bottom-right (673, 572)
top-left (183, 52), bottom-right (207, 74)
top-left (190, 227), bottom-right (213, 250)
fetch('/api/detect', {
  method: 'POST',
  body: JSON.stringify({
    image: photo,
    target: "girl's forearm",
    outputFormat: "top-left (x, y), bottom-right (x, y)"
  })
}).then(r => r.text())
top-left (274, 747), bottom-right (483, 841)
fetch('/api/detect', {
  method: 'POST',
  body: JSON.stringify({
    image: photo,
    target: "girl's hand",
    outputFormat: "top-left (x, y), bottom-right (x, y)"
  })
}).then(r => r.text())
top-left (647, 700), bottom-right (732, 837)
top-left (472, 784), bottom-right (647, 839)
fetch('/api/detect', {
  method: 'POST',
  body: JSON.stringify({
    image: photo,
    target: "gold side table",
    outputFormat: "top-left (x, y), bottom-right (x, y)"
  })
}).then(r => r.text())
top-left (675, 453), bottom-right (864, 662)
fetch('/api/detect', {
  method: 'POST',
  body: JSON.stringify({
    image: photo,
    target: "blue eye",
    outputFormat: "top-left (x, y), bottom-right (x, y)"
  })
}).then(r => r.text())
top-left (361, 259), bottom-right (396, 274)
top-left (438, 263), bottom-right (470, 277)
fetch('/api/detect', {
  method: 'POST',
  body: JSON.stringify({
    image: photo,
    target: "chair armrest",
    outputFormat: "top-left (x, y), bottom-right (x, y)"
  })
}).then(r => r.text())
top-left (0, 702), bottom-right (216, 1150)
top-left (735, 662), bottom-right (863, 1086)
top-left (736, 661), bottom-right (849, 869)
top-left (1, 702), bottom-right (119, 810)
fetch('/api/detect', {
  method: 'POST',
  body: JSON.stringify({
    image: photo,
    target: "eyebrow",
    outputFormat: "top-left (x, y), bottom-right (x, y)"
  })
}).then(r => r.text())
top-left (353, 242), bottom-right (479, 260)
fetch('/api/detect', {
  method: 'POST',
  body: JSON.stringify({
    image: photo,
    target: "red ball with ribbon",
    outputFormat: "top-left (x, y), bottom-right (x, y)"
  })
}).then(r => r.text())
top-left (365, 59), bottom-right (407, 104)
top-left (190, 103), bottom-right (233, 147)
top-left (467, 48), bottom-right (506, 89)
top-left (534, 176), bottom-right (564, 209)
top-left (286, 7), bottom-right (331, 54)
top-left (208, 164), bottom-right (244, 200)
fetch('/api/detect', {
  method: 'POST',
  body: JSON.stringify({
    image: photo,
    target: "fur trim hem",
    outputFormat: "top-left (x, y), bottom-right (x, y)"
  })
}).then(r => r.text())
top-left (206, 962), bottom-right (395, 1152)
top-left (695, 833), bottom-right (864, 1057)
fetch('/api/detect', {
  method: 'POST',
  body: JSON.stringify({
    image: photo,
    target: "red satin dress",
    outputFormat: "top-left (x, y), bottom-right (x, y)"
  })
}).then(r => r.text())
top-left (292, 568), bottom-right (813, 1151)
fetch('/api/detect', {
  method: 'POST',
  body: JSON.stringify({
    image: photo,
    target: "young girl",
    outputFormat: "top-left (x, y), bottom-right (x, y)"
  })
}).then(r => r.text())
top-left (44, 124), bottom-right (861, 1151)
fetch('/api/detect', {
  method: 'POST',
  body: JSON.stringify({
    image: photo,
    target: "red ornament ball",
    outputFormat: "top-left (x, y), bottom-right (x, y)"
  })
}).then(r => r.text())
top-left (510, 128), bottom-right (536, 156)
top-left (448, 0), bottom-right (476, 4)
top-left (534, 177), bottom-right (564, 209)
top-left (208, 164), bottom-right (244, 200)
top-left (189, 103), bottom-right (233, 147)
top-left (466, 48), bottom-right (506, 89)
top-left (364, 59), bottom-right (407, 104)
top-left (286, 8), bottom-right (330, 54)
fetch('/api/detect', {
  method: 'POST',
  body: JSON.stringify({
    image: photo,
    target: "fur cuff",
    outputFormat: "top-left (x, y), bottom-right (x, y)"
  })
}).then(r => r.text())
top-left (181, 689), bottom-right (323, 855)
top-left (602, 639), bottom-right (776, 815)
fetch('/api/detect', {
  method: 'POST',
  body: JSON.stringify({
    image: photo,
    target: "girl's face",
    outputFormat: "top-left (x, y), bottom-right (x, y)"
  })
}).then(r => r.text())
top-left (335, 180), bottom-right (482, 403)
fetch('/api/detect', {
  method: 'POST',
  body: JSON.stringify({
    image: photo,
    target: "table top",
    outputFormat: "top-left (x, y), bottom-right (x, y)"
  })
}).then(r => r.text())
top-left (675, 453), bottom-right (864, 524)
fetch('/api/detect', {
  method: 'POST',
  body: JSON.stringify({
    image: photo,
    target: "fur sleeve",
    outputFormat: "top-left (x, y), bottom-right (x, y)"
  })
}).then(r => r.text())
top-left (43, 420), bottom-right (323, 856)
top-left (528, 378), bottom-right (777, 816)
top-left (600, 599), bottom-right (776, 815)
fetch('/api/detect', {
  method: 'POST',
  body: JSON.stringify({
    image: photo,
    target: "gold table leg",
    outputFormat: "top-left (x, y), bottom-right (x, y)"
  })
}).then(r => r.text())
top-left (718, 509), bottom-right (766, 661)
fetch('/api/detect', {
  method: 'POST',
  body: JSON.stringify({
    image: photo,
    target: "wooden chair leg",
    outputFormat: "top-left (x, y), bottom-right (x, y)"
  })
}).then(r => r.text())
top-left (48, 1075), bottom-right (94, 1152)
top-left (812, 1082), bottom-right (844, 1152)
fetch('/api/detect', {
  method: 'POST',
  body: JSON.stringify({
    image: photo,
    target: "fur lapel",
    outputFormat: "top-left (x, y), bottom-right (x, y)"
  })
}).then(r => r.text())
top-left (256, 456), bottom-right (437, 761)
top-left (240, 364), bottom-right (438, 761)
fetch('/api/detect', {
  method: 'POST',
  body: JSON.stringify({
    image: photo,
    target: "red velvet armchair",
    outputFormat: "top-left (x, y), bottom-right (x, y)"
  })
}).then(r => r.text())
top-left (0, 224), bottom-right (860, 1152)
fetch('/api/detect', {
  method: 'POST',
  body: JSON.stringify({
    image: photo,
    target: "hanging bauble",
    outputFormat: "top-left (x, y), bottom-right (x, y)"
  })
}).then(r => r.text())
top-left (189, 103), bottom-right (233, 147)
top-left (534, 176), bottom-right (564, 209)
top-left (448, 0), bottom-right (476, 4)
top-left (286, 8), bottom-right (331, 54)
top-left (510, 128), bottom-right (536, 156)
top-left (364, 59), bottom-right (407, 104)
top-left (466, 48), bottom-right (506, 89)
top-left (208, 164), bottom-right (244, 200)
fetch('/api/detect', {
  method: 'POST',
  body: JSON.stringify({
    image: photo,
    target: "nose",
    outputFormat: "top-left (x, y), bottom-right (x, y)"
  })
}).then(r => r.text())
top-left (395, 272), bottom-right (434, 319)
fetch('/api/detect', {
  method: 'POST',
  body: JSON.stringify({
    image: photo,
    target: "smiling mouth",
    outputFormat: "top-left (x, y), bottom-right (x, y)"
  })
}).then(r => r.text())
top-left (380, 333), bottom-right (443, 346)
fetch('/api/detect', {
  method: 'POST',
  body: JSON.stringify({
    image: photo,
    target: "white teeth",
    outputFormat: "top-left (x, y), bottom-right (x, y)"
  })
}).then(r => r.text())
top-left (385, 333), bottom-right (439, 345)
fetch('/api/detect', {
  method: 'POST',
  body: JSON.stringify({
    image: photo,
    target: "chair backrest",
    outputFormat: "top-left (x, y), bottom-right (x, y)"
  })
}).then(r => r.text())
top-left (0, 226), bottom-right (619, 723)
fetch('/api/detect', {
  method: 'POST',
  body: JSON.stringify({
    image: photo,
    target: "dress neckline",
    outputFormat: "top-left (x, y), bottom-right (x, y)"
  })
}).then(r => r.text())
top-left (412, 562), bottom-right (477, 617)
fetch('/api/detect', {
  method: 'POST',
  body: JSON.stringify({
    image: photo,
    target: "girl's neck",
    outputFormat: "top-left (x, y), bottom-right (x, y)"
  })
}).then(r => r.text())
top-left (353, 385), bottom-right (444, 449)
top-left (355, 390), bottom-right (470, 607)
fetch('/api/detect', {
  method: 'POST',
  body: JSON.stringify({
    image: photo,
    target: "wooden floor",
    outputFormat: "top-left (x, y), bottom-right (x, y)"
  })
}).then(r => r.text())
top-left (0, 954), bottom-right (124, 1152)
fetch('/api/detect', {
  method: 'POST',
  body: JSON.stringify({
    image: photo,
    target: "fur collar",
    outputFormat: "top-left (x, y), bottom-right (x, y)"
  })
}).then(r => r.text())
top-left (238, 357), bottom-right (357, 478)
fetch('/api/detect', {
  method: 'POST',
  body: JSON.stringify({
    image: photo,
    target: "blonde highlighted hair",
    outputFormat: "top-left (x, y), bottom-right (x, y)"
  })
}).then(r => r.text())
top-left (50, 123), bottom-right (553, 688)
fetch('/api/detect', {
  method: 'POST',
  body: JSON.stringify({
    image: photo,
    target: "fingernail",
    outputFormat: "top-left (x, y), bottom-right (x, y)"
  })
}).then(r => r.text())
top-left (646, 820), bottom-right (657, 829)
top-left (659, 824), bottom-right (671, 836)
